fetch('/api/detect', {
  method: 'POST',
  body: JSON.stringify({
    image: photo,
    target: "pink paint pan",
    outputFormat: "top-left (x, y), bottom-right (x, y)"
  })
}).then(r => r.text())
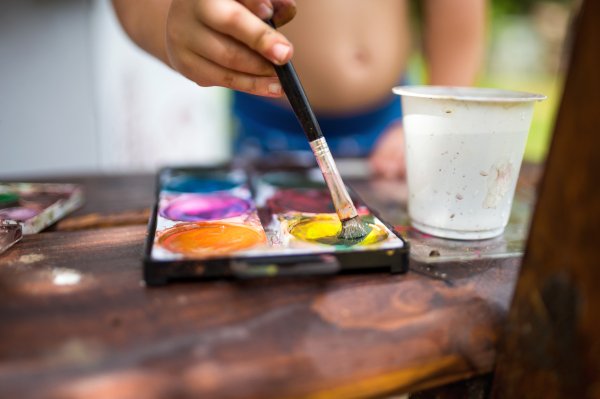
top-left (159, 194), bottom-right (250, 222)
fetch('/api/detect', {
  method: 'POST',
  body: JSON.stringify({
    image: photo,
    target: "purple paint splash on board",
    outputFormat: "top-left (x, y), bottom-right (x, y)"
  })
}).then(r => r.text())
top-left (0, 207), bottom-right (40, 221)
top-left (160, 194), bottom-right (250, 222)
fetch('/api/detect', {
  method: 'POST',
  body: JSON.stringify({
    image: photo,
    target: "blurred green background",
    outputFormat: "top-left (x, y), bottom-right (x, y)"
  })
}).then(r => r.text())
top-left (407, 0), bottom-right (576, 164)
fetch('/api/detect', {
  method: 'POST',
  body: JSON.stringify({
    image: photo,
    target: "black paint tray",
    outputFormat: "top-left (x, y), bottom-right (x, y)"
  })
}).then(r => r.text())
top-left (143, 165), bottom-right (408, 285)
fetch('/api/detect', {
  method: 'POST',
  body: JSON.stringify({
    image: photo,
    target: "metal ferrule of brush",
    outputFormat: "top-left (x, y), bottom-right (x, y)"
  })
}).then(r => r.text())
top-left (310, 138), bottom-right (359, 222)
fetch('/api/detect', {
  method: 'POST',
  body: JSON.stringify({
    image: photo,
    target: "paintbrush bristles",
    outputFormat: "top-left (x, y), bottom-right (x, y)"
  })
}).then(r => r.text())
top-left (309, 138), bottom-right (367, 239)
top-left (339, 216), bottom-right (368, 240)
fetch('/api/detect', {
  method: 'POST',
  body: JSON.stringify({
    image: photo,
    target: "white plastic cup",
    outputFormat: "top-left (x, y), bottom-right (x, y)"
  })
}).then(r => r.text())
top-left (392, 86), bottom-right (546, 240)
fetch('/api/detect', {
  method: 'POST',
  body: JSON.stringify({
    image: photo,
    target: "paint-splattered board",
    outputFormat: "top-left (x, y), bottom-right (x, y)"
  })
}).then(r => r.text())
top-left (143, 166), bottom-right (408, 284)
top-left (0, 183), bottom-right (84, 234)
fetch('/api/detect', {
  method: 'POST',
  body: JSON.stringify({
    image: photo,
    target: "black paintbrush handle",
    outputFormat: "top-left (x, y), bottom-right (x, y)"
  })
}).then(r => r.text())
top-left (267, 20), bottom-right (323, 142)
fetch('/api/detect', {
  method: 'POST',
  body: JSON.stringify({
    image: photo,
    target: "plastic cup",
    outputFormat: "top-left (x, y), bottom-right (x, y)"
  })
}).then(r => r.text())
top-left (392, 86), bottom-right (546, 240)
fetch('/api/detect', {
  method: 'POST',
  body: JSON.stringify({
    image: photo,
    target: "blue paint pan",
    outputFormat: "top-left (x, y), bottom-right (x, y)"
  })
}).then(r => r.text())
top-left (164, 175), bottom-right (240, 194)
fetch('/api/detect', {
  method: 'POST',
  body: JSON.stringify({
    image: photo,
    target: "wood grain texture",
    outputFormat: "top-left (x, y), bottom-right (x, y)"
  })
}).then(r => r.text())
top-left (0, 163), bottom-right (543, 398)
top-left (54, 208), bottom-right (151, 231)
top-left (409, 374), bottom-right (492, 399)
top-left (0, 224), bottom-right (520, 399)
top-left (491, 1), bottom-right (600, 398)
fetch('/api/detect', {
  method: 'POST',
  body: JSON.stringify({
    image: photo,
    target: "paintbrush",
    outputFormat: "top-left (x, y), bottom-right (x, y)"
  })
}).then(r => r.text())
top-left (265, 20), bottom-right (367, 240)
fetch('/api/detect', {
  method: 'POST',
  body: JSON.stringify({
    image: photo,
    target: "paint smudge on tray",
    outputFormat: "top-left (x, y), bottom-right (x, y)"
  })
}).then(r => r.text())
top-left (0, 192), bottom-right (19, 207)
top-left (18, 191), bottom-right (71, 209)
top-left (0, 207), bottom-right (40, 221)
top-left (291, 217), bottom-right (388, 247)
top-left (164, 175), bottom-right (240, 193)
top-left (268, 189), bottom-right (336, 214)
top-left (260, 172), bottom-right (326, 189)
top-left (160, 194), bottom-right (249, 222)
top-left (268, 189), bottom-right (365, 214)
top-left (159, 223), bottom-right (267, 256)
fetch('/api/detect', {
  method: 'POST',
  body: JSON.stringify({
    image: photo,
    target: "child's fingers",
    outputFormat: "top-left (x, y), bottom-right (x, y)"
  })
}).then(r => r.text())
top-left (271, 0), bottom-right (296, 27)
top-left (180, 21), bottom-right (276, 77)
top-left (235, 0), bottom-right (274, 21)
top-left (370, 156), bottom-right (404, 179)
top-left (196, 0), bottom-right (293, 65)
top-left (370, 157), bottom-right (397, 179)
top-left (369, 124), bottom-right (407, 178)
top-left (177, 50), bottom-right (284, 97)
top-left (234, 0), bottom-right (296, 27)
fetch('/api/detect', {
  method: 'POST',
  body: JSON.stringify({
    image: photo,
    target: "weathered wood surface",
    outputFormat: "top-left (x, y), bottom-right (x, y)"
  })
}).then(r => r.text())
top-left (0, 230), bottom-right (518, 398)
top-left (410, 374), bottom-right (493, 399)
top-left (491, 0), bottom-right (600, 397)
top-left (54, 208), bottom-right (151, 231)
top-left (0, 166), bottom-right (540, 399)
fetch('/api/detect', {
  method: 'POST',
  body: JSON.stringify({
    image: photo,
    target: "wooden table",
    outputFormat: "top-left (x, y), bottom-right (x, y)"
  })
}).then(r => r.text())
top-left (0, 165), bottom-right (541, 399)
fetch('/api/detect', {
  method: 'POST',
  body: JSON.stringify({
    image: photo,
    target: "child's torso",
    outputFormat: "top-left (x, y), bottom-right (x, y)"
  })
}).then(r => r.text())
top-left (275, 0), bottom-right (412, 114)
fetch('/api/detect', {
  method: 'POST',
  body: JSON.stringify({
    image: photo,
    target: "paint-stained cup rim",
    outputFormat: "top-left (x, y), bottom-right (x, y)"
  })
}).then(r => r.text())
top-left (392, 86), bottom-right (546, 103)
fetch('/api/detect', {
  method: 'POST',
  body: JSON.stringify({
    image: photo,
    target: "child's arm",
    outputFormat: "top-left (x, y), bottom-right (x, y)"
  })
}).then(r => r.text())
top-left (111, 0), bottom-right (172, 67)
top-left (111, 0), bottom-right (296, 97)
top-left (423, 0), bottom-right (486, 85)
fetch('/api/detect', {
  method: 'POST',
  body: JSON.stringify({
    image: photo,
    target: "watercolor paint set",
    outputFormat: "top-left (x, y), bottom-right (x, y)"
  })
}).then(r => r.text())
top-left (143, 166), bottom-right (408, 285)
top-left (0, 183), bottom-right (84, 235)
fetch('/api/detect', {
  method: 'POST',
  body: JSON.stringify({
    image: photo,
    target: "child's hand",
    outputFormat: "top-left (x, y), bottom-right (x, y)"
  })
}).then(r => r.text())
top-left (369, 122), bottom-right (406, 179)
top-left (166, 0), bottom-right (296, 97)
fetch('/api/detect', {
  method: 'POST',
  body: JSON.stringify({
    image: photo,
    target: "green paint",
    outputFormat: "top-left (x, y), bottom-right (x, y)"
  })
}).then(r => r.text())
top-left (0, 192), bottom-right (19, 207)
top-left (291, 218), bottom-right (388, 247)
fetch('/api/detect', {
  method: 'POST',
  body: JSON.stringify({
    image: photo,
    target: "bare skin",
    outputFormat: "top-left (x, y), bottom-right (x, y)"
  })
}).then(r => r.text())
top-left (111, 0), bottom-right (485, 178)
top-left (275, 0), bottom-right (411, 113)
top-left (112, 0), bottom-right (297, 96)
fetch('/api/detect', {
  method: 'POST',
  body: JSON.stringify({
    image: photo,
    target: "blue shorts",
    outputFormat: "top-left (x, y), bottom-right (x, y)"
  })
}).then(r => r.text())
top-left (232, 91), bottom-right (402, 158)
